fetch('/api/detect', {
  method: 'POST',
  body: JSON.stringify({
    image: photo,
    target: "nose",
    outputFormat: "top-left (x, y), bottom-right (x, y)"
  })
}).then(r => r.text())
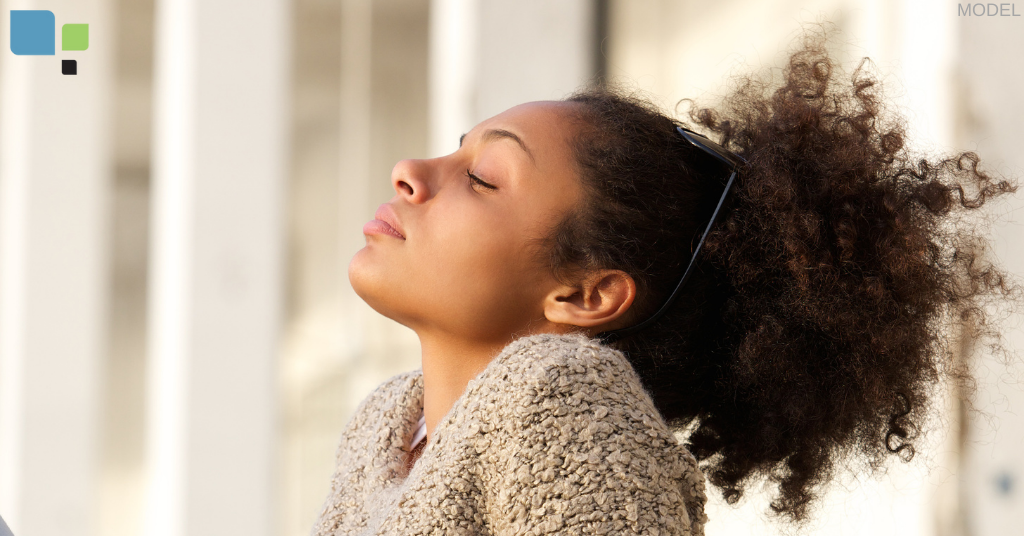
top-left (390, 158), bottom-right (432, 203)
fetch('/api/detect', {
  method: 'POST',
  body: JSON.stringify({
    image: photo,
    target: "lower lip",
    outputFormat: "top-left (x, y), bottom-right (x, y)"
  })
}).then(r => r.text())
top-left (363, 219), bottom-right (405, 240)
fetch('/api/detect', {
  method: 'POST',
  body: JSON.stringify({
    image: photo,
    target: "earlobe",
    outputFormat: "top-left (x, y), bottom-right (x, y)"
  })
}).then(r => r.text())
top-left (544, 270), bottom-right (636, 329)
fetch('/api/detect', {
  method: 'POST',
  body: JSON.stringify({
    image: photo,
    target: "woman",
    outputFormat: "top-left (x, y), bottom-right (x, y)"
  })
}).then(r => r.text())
top-left (312, 30), bottom-right (1021, 535)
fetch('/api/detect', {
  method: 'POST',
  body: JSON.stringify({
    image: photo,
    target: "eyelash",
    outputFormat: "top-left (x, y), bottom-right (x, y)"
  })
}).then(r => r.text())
top-left (466, 169), bottom-right (496, 190)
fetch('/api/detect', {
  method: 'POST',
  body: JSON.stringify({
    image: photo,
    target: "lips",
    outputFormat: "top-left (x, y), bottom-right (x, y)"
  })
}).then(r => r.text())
top-left (368, 203), bottom-right (406, 239)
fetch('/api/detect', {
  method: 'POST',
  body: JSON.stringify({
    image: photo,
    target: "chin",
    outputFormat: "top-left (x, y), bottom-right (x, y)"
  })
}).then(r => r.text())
top-left (348, 250), bottom-right (381, 304)
top-left (348, 250), bottom-right (409, 324)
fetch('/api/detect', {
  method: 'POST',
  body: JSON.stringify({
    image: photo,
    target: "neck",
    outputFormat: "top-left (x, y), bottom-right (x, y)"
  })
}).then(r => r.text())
top-left (418, 332), bottom-right (510, 444)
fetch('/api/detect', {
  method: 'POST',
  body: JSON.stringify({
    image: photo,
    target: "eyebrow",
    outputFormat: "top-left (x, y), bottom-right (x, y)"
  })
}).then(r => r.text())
top-left (459, 128), bottom-right (535, 164)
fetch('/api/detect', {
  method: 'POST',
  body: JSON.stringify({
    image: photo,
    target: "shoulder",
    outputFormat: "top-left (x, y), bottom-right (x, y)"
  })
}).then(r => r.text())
top-left (349, 369), bottom-right (422, 423)
top-left (463, 332), bottom-right (708, 535)
top-left (478, 331), bottom-right (639, 397)
top-left (474, 332), bottom-right (669, 436)
top-left (313, 369), bottom-right (423, 534)
top-left (362, 368), bottom-right (423, 411)
top-left (463, 331), bottom-right (659, 428)
top-left (334, 369), bottom-right (422, 453)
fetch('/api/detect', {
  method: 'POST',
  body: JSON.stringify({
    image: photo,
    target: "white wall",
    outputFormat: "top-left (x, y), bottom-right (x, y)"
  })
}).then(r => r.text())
top-left (429, 0), bottom-right (597, 156)
top-left (0, 1), bottom-right (113, 535)
top-left (144, 0), bottom-right (289, 535)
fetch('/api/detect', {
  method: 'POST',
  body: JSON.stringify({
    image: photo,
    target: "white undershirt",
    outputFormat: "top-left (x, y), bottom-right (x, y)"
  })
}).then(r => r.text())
top-left (409, 413), bottom-right (427, 451)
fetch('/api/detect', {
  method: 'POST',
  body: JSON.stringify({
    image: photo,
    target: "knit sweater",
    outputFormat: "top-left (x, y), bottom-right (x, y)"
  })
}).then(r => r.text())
top-left (311, 332), bottom-right (708, 536)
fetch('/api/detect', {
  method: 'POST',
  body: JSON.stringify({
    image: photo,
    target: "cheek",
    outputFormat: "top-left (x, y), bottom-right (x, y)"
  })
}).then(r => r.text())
top-left (419, 207), bottom-right (542, 300)
top-left (426, 211), bottom-right (515, 276)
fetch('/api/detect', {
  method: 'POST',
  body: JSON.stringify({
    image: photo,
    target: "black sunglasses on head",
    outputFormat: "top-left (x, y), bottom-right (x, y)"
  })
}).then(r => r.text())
top-left (596, 126), bottom-right (747, 344)
top-left (677, 126), bottom-right (748, 169)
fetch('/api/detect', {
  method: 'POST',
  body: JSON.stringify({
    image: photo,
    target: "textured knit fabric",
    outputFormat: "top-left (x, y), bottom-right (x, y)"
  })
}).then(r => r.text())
top-left (311, 332), bottom-right (708, 536)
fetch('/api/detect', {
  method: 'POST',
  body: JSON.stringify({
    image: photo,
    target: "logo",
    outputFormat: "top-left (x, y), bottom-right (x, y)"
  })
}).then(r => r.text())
top-left (9, 10), bottom-right (89, 75)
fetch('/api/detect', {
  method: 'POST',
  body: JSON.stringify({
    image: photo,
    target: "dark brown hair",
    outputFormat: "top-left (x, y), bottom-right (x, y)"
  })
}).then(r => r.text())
top-left (546, 27), bottom-right (1023, 523)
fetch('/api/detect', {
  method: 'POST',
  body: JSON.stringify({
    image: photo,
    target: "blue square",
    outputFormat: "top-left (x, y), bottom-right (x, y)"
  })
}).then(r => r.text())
top-left (10, 10), bottom-right (55, 56)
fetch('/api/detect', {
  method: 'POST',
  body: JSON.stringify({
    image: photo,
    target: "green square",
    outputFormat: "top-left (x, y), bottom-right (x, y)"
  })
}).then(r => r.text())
top-left (62, 24), bottom-right (89, 51)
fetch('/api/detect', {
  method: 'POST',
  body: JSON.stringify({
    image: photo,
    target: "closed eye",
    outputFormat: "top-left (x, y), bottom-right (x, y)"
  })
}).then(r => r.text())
top-left (466, 169), bottom-right (496, 190)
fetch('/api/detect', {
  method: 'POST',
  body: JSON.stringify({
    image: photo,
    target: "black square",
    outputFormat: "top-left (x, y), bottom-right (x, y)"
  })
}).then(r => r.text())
top-left (62, 59), bottom-right (77, 75)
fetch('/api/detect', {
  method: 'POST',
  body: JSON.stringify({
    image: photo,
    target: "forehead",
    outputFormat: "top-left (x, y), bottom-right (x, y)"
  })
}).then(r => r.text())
top-left (470, 101), bottom-right (578, 166)
top-left (479, 100), bottom-right (573, 129)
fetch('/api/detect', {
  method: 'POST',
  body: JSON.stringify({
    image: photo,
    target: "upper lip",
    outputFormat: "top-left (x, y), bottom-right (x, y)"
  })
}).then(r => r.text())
top-left (374, 203), bottom-right (406, 239)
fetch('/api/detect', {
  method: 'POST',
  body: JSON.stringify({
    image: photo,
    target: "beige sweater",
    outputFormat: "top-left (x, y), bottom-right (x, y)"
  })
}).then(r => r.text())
top-left (312, 332), bottom-right (708, 535)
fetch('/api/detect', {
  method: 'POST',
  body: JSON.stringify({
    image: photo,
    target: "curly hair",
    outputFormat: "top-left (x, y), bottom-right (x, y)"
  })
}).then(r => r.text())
top-left (544, 27), bottom-right (1023, 522)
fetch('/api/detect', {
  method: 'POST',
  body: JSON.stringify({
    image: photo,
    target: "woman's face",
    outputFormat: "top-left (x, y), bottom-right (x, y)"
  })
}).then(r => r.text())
top-left (348, 101), bottom-right (583, 344)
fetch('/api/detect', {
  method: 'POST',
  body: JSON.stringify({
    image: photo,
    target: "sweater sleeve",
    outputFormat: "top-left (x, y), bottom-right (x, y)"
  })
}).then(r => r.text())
top-left (474, 335), bottom-right (707, 536)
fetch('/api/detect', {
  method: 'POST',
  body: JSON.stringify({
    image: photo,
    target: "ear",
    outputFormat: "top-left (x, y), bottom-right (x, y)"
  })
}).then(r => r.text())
top-left (543, 269), bottom-right (637, 331)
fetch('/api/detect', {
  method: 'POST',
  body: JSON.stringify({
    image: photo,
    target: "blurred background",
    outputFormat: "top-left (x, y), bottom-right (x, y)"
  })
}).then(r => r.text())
top-left (1, 0), bottom-right (1022, 535)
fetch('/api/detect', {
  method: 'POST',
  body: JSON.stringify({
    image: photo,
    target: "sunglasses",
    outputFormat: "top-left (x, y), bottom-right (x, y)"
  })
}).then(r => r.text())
top-left (597, 126), bottom-right (748, 344)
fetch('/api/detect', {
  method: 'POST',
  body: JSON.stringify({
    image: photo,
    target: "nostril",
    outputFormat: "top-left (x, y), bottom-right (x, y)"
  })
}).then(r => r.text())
top-left (391, 158), bottom-right (431, 202)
